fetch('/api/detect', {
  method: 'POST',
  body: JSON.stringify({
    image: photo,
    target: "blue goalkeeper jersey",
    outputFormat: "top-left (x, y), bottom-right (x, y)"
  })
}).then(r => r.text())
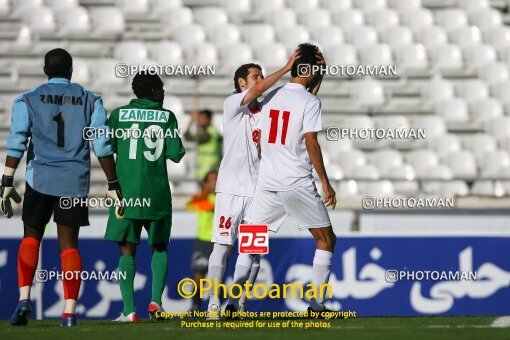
top-left (6, 77), bottom-right (113, 197)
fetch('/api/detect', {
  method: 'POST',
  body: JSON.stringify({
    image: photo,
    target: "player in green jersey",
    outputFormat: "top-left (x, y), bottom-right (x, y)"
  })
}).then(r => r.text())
top-left (105, 72), bottom-right (185, 322)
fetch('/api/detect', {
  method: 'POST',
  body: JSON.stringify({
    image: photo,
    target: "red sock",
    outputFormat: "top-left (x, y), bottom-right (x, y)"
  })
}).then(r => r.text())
top-left (61, 248), bottom-right (82, 300)
top-left (17, 237), bottom-right (40, 289)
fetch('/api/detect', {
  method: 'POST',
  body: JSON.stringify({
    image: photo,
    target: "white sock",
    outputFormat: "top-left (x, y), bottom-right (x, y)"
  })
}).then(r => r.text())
top-left (64, 299), bottom-right (77, 314)
top-left (239, 254), bottom-right (260, 307)
top-left (207, 243), bottom-right (230, 309)
top-left (310, 249), bottom-right (333, 311)
top-left (19, 286), bottom-right (31, 300)
top-left (228, 254), bottom-right (257, 307)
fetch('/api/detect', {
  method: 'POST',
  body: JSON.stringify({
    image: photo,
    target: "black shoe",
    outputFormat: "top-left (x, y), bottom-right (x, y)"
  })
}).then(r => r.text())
top-left (307, 307), bottom-right (335, 320)
top-left (224, 304), bottom-right (239, 320)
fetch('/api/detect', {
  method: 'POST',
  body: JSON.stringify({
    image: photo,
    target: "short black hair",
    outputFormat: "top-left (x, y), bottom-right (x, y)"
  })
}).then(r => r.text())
top-left (44, 48), bottom-right (72, 79)
top-left (198, 109), bottom-right (213, 120)
top-left (132, 71), bottom-right (164, 99)
top-left (291, 43), bottom-right (320, 78)
top-left (233, 63), bottom-right (262, 93)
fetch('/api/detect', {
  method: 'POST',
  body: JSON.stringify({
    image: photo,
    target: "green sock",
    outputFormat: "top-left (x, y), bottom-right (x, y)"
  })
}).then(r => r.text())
top-left (151, 250), bottom-right (168, 305)
top-left (119, 255), bottom-right (136, 315)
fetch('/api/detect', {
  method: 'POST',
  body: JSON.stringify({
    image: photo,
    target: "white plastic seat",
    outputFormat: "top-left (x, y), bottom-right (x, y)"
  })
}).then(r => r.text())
top-left (470, 98), bottom-right (503, 124)
top-left (471, 180), bottom-right (505, 197)
top-left (276, 25), bottom-right (310, 52)
top-left (254, 42), bottom-right (288, 68)
top-left (469, 9), bottom-right (502, 32)
top-left (421, 77), bottom-right (454, 103)
top-left (418, 164), bottom-right (453, 180)
top-left (393, 180), bottom-right (419, 195)
top-left (254, 0), bottom-right (284, 15)
top-left (346, 25), bottom-right (377, 48)
top-left (171, 24), bottom-right (205, 47)
top-left (444, 150), bottom-right (478, 178)
top-left (223, 0), bottom-right (250, 16)
top-left (148, 41), bottom-right (183, 65)
top-left (395, 44), bottom-right (428, 70)
top-left (370, 149), bottom-right (403, 174)
top-left (298, 9), bottom-right (331, 30)
top-left (481, 150), bottom-right (510, 176)
top-left (458, 0), bottom-right (489, 12)
top-left (365, 9), bottom-right (398, 32)
top-left (208, 24), bottom-right (240, 48)
top-left (71, 59), bottom-right (90, 85)
top-left (463, 44), bottom-right (497, 69)
top-left (115, 41), bottom-right (148, 63)
top-left (485, 117), bottom-right (510, 142)
top-left (92, 59), bottom-right (126, 88)
top-left (241, 24), bottom-right (275, 46)
top-left (320, 0), bottom-right (352, 11)
top-left (380, 26), bottom-right (413, 48)
top-left (219, 43), bottom-right (253, 68)
top-left (416, 26), bottom-right (447, 49)
top-left (116, 0), bottom-right (149, 15)
top-left (435, 9), bottom-right (468, 32)
top-left (324, 44), bottom-right (358, 66)
top-left (449, 26), bottom-right (481, 48)
top-left (285, 0), bottom-right (318, 12)
top-left (435, 98), bottom-right (469, 122)
top-left (351, 164), bottom-right (380, 180)
top-left (56, 6), bottom-right (90, 36)
top-left (311, 26), bottom-right (344, 48)
top-left (160, 7), bottom-right (193, 33)
top-left (336, 180), bottom-right (358, 198)
top-left (485, 27), bottom-right (510, 50)
top-left (349, 78), bottom-right (384, 106)
top-left (163, 94), bottom-right (184, 117)
top-left (13, 0), bottom-right (43, 16)
top-left (22, 7), bottom-right (56, 34)
top-left (336, 149), bottom-right (367, 176)
top-left (494, 81), bottom-right (510, 105)
top-left (265, 8), bottom-right (297, 30)
top-left (89, 7), bottom-right (125, 36)
top-left (193, 7), bottom-right (228, 30)
top-left (360, 44), bottom-right (392, 65)
top-left (151, 0), bottom-right (182, 13)
top-left (331, 9), bottom-right (364, 30)
top-left (405, 149), bottom-right (439, 171)
top-left (357, 180), bottom-right (394, 197)
top-left (410, 116), bottom-right (447, 139)
top-left (478, 62), bottom-right (509, 86)
top-left (399, 9), bottom-right (433, 32)
top-left (373, 115), bottom-right (409, 130)
top-left (383, 164), bottom-right (416, 180)
top-left (462, 133), bottom-right (497, 161)
top-left (431, 44), bottom-right (463, 69)
top-left (324, 164), bottom-right (343, 181)
top-left (47, 0), bottom-right (78, 9)
top-left (424, 180), bottom-right (469, 197)
top-left (184, 43), bottom-right (218, 66)
top-left (387, 0), bottom-right (420, 10)
top-left (457, 80), bottom-right (489, 103)
top-left (353, 0), bottom-right (386, 11)
top-left (428, 134), bottom-right (461, 159)
top-left (167, 159), bottom-right (187, 179)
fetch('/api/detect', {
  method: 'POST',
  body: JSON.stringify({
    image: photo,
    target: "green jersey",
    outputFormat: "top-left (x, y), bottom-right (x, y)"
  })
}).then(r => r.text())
top-left (108, 98), bottom-right (185, 220)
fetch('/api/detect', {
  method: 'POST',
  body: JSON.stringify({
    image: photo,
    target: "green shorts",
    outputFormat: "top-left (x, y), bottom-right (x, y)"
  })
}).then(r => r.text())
top-left (104, 211), bottom-right (172, 246)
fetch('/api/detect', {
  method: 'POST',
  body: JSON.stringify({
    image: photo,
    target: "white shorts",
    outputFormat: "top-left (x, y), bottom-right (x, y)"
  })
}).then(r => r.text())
top-left (246, 180), bottom-right (331, 233)
top-left (211, 193), bottom-right (254, 245)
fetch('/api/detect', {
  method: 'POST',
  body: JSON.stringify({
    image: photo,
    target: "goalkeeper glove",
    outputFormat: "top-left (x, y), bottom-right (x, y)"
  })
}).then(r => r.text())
top-left (0, 175), bottom-right (21, 218)
top-left (107, 178), bottom-right (125, 219)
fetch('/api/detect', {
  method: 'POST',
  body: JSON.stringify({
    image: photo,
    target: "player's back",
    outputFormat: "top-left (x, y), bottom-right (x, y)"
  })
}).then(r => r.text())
top-left (258, 83), bottom-right (322, 191)
top-left (21, 80), bottom-right (98, 197)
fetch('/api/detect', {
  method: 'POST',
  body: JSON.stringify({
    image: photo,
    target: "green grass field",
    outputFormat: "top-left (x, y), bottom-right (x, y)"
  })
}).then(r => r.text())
top-left (1, 316), bottom-right (509, 340)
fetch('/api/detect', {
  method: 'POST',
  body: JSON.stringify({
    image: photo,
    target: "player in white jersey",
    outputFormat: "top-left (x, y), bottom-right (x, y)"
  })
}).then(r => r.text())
top-left (206, 52), bottom-right (300, 318)
top-left (237, 43), bottom-right (337, 318)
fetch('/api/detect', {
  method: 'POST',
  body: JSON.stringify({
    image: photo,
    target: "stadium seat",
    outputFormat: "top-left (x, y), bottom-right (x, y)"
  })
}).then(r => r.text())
top-left (171, 24), bottom-right (206, 47)
top-left (481, 150), bottom-right (510, 176)
top-left (449, 26), bottom-right (482, 48)
top-left (336, 149), bottom-right (367, 176)
top-left (399, 8), bottom-right (433, 33)
top-left (353, 0), bottom-right (386, 11)
top-left (320, 0), bottom-right (352, 11)
top-left (335, 180), bottom-right (358, 198)
top-left (485, 117), bottom-right (510, 142)
top-left (115, 41), bottom-right (149, 63)
top-left (147, 41), bottom-right (183, 65)
top-left (485, 26), bottom-right (510, 50)
top-left (116, 0), bottom-right (149, 16)
top-left (351, 164), bottom-right (380, 180)
top-left (418, 164), bottom-right (453, 180)
top-left (298, 9), bottom-right (331, 30)
top-left (444, 150), bottom-right (478, 178)
top-left (357, 180), bottom-right (394, 197)
top-left (411, 116), bottom-right (447, 140)
top-left (331, 9), bottom-right (364, 30)
top-left (382, 164), bottom-right (416, 180)
top-left (324, 44), bottom-right (358, 66)
top-left (405, 149), bottom-right (439, 171)
top-left (365, 9), bottom-right (399, 32)
top-left (208, 24), bottom-right (240, 47)
top-left (469, 9), bottom-right (502, 32)
top-left (387, 0), bottom-right (421, 10)
top-left (193, 7), bottom-right (228, 30)
top-left (470, 98), bottom-right (504, 124)
top-left (416, 26), bottom-right (448, 49)
top-left (428, 134), bottom-right (462, 159)
top-left (430, 44), bottom-right (463, 70)
top-left (458, 0), bottom-right (489, 12)
top-left (265, 8), bottom-right (297, 30)
top-left (254, 42), bottom-right (288, 68)
top-left (276, 25), bottom-right (310, 52)
top-left (457, 80), bottom-right (489, 104)
top-left (360, 44), bottom-right (392, 65)
top-left (184, 42), bottom-right (218, 66)
top-left (471, 180), bottom-right (505, 196)
top-left (46, 0), bottom-right (78, 9)
top-left (478, 62), bottom-right (509, 87)
top-left (22, 7), bottom-right (56, 34)
top-left (311, 26), bottom-right (344, 48)
top-left (324, 163), bottom-right (343, 180)
top-left (394, 44), bottom-right (428, 70)
top-left (393, 180), bottom-right (419, 195)
top-left (240, 24), bottom-right (275, 46)
top-left (92, 59), bottom-right (126, 88)
top-left (71, 58), bottom-right (90, 86)
top-left (370, 149), bottom-right (403, 174)
top-left (219, 43), bottom-right (253, 69)
top-left (421, 77), bottom-right (454, 103)
top-left (380, 26), bottom-right (413, 49)
top-left (222, 0), bottom-right (250, 17)
top-left (163, 94), bottom-right (184, 117)
top-left (435, 98), bottom-right (469, 122)
top-left (13, 0), bottom-right (43, 17)
top-left (494, 80), bottom-right (510, 105)
top-left (55, 6), bottom-right (90, 37)
top-left (346, 25), bottom-right (377, 49)
top-left (89, 7), bottom-right (125, 36)
top-left (254, 0), bottom-right (284, 15)
top-left (349, 78), bottom-right (385, 106)
top-left (424, 180), bottom-right (469, 197)
top-left (435, 9), bottom-right (468, 32)
top-left (151, 0), bottom-right (182, 13)
top-left (285, 0), bottom-right (318, 12)
top-left (463, 133), bottom-right (497, 161)
top-left (160, 7), bottom-right (193, 34)
top-left (463, 44), bottom-right (497, 69)
top-left (174, 181), bottom-right (200, 196)
top-left (166, 159), bottom-right (188, 179)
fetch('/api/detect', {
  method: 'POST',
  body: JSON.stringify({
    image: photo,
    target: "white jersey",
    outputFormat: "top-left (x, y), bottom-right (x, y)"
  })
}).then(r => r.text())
top-left (215, 89), bottom-right (261, 197)
top-left (257, 83), bottom-right (322, 191)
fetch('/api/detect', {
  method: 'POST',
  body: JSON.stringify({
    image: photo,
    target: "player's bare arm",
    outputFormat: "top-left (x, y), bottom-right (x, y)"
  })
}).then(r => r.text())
top-left (241, 51), bottom-right (300, 106)
top-left (305, 131), bottom-right (336, 209)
